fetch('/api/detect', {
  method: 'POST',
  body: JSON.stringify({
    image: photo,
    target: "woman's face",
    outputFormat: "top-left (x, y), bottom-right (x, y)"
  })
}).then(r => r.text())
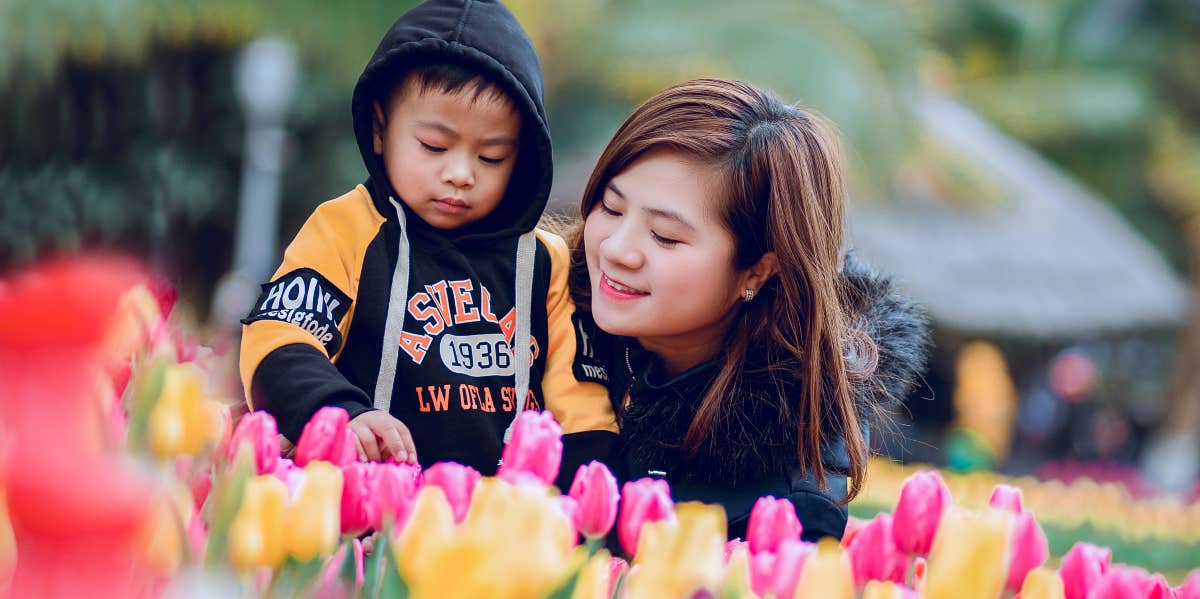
top-left (584, 149), bottom-right (752, 354)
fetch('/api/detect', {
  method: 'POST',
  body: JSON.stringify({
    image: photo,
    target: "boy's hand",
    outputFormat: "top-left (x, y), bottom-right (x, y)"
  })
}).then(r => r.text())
top-left (348, 411), bottom-right (418, 463)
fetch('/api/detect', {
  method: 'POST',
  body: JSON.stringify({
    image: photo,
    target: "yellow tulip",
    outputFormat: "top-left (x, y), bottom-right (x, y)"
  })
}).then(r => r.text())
top-left (625, 502), bottom-right (726, 599)
top-left (571, 549), bottom-right (613, 599)
top-left (284, 461), bottom-right (343, 561)
top-left (1018, 567), bottom-right (1066, 599)
top-left (148, 363), bottom-right (214, 458)
top-left (395, 486), bottom-right (457, 581)
top-left (793, 538), bottom-right (854, 599)
top-left (862, 581), bottom-right (907, 599)
top-left (924, 507), bottom-right (1012, 599)
top-left (139, 490), bottom-right (189, 573)
top-left (228, 475), bottom-right (288, 570)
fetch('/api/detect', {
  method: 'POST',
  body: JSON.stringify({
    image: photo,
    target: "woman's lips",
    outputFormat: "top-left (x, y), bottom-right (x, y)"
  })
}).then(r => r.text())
top-left (599, 273), bottom-right (648, 300)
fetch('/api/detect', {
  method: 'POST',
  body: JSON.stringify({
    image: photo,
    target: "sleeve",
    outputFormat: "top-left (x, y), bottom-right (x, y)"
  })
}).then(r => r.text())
top-left (238, 188), bottom-right (384, 441)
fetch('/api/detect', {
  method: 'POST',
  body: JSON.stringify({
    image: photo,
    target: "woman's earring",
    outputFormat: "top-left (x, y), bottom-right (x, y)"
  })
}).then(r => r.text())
top-left (743, 288), bottom-right (756, 302)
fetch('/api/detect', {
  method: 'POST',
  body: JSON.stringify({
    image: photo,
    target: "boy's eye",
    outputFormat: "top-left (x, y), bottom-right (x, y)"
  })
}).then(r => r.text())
top-left (651, 231), bottom-right (681, 247)
top-left (479, 155), bottom-right (506, 165)
top-left (419, 141), bottom-right (446, 153)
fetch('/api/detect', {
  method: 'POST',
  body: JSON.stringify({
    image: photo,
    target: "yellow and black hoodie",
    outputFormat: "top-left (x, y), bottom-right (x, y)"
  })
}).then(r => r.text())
top-left (239, 0), bottom-right (615, 478)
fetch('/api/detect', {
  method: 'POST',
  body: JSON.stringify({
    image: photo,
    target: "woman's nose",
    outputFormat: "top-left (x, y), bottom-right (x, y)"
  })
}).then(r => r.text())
top-left (599, 226), bottom-right (644, 270)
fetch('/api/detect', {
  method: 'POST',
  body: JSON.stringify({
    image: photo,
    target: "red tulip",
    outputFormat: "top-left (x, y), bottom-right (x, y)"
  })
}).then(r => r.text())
top-left (1005, 510), bottom-right (1049, 593)
top-left (568, 461), bottom-right (620, 539)
top-left (848, 513), bottom-right (906, 587)
top-left (422, 462), bottom-right (481, 523)
top-left (295, 407), bottom-right (356, 467)
top-left (372, 462), bottom-right (420, 531)
top-left (988, 484), bottom-right (1024, 514)
top-left (1059, 542), bottom-right (1111, 599)
top-left (1088, 565), bottom-right (1157, 599)
top-left (892, 470), bottom-right (951, 556)
top-left (746, 496), bottom-right (803, 554)
top-left (340, 461), bottom-right (378, 536)
top-left (1176, 570), bottom-right (1200, 599)
top-left (227, 411), bottom-right (281, 474)
top-left (617, 478), bottom-right (675, 556)
top-left (497, 410), bottom-right (563, 486)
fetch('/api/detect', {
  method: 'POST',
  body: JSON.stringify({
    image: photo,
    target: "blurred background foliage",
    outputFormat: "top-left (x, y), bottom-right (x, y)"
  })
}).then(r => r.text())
top-left (2, 0), bottom-right (1199, 493)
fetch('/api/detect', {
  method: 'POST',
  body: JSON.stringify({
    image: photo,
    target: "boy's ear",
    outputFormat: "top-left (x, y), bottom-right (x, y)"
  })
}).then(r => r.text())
top-left (372, 101), bottom-right (386, 154)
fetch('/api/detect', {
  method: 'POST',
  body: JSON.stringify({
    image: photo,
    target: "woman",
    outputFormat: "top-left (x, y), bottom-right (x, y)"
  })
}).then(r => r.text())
top-left (567, 79), bottom-right (929, 542)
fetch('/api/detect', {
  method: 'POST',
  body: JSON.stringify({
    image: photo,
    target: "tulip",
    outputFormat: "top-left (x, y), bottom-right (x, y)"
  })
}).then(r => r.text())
top-left (848, 513), bottom-right (906, 587)
top-left (892, 470), bottom-right (951, 556)
top-left (988, 483), bottom-right (1025, 514)
top-left (227, 411), bottom-right (280, 474)
top-left (1088, 565), bottom-right (1155, 599)
top-left (608, 557), bottom-right (629, 597)
top-left (228, 475), bottom-right (288, 570)
top-left (556, 494), bottom-right (581, 538)
top-left (569, 461), bottom-right (620, 539)
top-left (1005, 510), bottom-right (1049, 593)
top-left (1147, 573), bottom-right (1172, 599)
top-left (497, 410), bottom-right (563, 486)
top-left (423, 462), bottom-right (482, 523)
top-left (187, 512), bottom-right (207, 563)
top-left (793, 538), bottom-right (854, 599)
top-left (1018, 567), bottom-right (1065, 599)
top-left (394, 486), bottom-right (457, 581)
top-left (340, 461), bottom-right (378, 536)
top-left (285, 461), bottom-right (344, 561)
top-left (753, 539), bottom-right (815, 599)
top-left (148, 363), bottom-right (215, 458)
top-left (618, 478), bottom-right (675, 557)
top-left (863, 581), bottom-right (920, 599)
top-left (625, 502), bottom-right (726, 598)
top-left (1178, 570), bottom-right (1200, 599)
top-left (746, 496), bottom-right (803, 554)
top-left (842, 515), bottom-right (868, 548)
top-left (725, 538), bottom-right (749, 562)
top-left (912, 557), bottom-right (927, 594)
top-left (1058, 542), bottom-right (1111, 599)
top-left (573, 549), bottom-right (616, 599)
top-left (924, 507), bottom-right (1012, 599)
top-left (294, 406), bottom-right (357, 467)
top-left (372, 461), bottom-right (420, 531)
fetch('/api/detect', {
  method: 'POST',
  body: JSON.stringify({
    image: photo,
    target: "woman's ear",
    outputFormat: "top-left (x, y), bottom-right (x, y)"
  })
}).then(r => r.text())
top-left (741, 252), bottom-right (779, 296)
top-left (372, 101), bottom-right (386, 154)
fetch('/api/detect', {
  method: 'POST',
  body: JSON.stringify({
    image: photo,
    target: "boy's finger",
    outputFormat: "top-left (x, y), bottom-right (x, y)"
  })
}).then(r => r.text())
top-left (353, 434), bottom-right (367, 461)
top-left (354, 425), bottom-right (382, 461)
top-left (397, 422), bottom-right (418, 463)
top-left (380, 426), bottom-right (408, 463)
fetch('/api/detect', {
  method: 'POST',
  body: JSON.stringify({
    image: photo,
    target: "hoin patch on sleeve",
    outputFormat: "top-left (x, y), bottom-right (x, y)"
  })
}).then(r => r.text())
top-left (571, 311), bottom-right (610, 385)
top-left (242, 268), bottom-right (351, 355)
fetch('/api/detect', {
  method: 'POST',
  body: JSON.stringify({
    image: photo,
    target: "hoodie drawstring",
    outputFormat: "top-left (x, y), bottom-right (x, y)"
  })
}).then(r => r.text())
top-left (373, 198), bottom-right (412, 414)
top-left (503, 230), bottom-right (537, 443)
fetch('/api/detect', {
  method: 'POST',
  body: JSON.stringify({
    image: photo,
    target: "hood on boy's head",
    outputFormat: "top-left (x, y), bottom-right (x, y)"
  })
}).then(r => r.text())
top-left (351, 0), bottom-right (552, 240)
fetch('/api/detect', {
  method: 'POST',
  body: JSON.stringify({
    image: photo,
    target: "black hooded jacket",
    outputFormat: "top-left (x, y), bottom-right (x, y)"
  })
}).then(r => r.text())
top-left (240, 0), bottom-right (615, 475)
top-left (574, 254), bottom-right (930, 542)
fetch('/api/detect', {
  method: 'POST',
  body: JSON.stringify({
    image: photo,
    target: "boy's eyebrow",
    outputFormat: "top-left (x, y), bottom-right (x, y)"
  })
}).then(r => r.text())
top-left (416, 120), bottom-right (516, 147)
top-left (607, 182), bottom-right (696, 231)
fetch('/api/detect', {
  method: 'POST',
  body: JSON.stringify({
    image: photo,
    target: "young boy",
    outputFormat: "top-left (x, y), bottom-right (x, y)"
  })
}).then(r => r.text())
top-left (239, 0), bottom-right (616, 478)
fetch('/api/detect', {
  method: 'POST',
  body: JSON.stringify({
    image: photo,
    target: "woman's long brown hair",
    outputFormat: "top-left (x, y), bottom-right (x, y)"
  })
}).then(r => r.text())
top-left (568, 78), bottom-right (873, 501)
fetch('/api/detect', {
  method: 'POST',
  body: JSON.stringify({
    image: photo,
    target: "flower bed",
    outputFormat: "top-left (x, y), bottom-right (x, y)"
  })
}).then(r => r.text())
top-left (1, 256), bottom-right (1198, 598)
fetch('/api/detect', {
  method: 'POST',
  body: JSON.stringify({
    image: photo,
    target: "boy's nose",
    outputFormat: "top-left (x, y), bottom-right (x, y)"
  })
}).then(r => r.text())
top-left (441, 158), bottom-right (475, 189)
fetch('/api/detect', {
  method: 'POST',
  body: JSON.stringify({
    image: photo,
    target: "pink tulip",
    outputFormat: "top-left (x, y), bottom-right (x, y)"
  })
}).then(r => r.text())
top-left (842, 515), bottom-right (868, 548)
top-left (1059, 542), bottom-right (1111, 599)
top-left (608, 557), bottom-right (629, 597)
top-left (617, 478), bottom-right (675, 556)
top-left (725, 538), bottom-right (749, 562)
top-left (746, 496), bottom-right (803, 554)
top-left (295, 406), bottom-right (357, 467)
top-left (423, 462), bottom-right (481, 523)
top-left (227, 411), bottom-right (281, 474)
top-left (750, 548), bottom-right (777, 597)
top-left (555, 495), bottom-right (581, 538)
top-left (372, 462), bottom-right (421, 531)
top-left (340, 461), bottom-right (378, 535)
top-left (988, 484), bottom-right (1024, 514)
top-left (273, 457), bottom-right (306, 498)
top-left (187, 512), bottom-right (208, 561)
top-left (1147, 573), bottom-right (1172, 599)
top-left (913, 557), bottom-right (927, 594)
top-left (497, 410), bottom-right (563, 486)
top-left (892, 470), bottom-right (951, 556)
top-left (763, 540), bottom-right (815, 599)
top-left (848, 513), bottom-right (906, 587)
top-left (1005, 510), bottom-right (1049, 593)
top-left (568, 461), bottom-right (620, 539)
top-left (1088, 565), bottom-right (1156, 599)
top-left (1176, 570), bottom-right (1200, 599)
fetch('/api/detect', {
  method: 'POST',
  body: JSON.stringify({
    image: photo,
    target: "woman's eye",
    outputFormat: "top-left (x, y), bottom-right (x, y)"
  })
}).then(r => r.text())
top-left (598, 203), bottom-right (622, 216)
top-left (419, 141), bottom-right (446, 153)
top-left (651, 231), bottom-right (681, 247)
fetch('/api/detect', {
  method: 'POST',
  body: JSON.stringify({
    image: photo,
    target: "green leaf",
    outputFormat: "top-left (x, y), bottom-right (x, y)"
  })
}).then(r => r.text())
top-left (542, 561), bottom-right (586, 599)
top-left (125, 355), bottom-right (169, 454)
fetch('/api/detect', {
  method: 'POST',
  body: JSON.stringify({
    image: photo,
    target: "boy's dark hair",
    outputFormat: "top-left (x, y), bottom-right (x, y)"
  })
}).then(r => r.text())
top-left (377, 60), bottom-right (513, 111)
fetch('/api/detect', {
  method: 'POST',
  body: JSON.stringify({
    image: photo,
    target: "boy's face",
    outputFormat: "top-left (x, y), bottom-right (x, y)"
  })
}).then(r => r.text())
top-left (373, 80), bottom-right (521, 230)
